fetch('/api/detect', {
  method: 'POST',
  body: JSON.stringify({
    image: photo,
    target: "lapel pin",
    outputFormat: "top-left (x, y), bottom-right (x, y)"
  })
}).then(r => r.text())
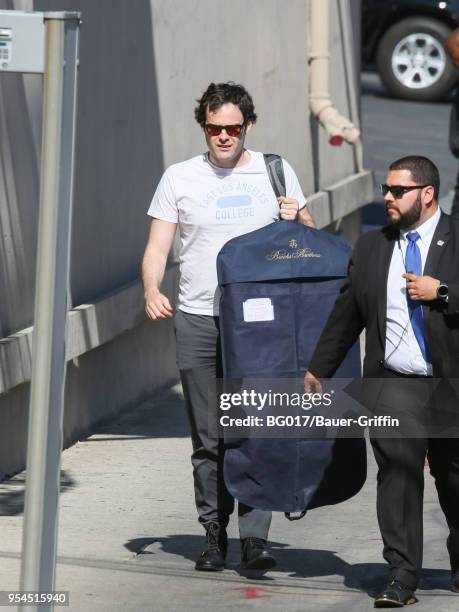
top-left (437, 240), bottom-right (445, 246)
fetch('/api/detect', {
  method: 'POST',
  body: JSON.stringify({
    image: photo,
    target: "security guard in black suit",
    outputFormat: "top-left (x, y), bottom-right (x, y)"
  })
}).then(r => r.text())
top-left (305, 156), bottom-right (459, 607)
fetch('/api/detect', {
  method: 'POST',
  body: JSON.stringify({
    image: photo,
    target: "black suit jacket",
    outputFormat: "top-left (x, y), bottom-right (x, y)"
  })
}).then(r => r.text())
top-left (309, 212), bottom-right (459, 379)
top-left (450, 89), bottom-right (459, 159)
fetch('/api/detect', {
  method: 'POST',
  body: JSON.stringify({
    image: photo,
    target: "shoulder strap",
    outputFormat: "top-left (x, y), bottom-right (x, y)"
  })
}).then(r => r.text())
top-left (263, 153), bottom-right (286, 198)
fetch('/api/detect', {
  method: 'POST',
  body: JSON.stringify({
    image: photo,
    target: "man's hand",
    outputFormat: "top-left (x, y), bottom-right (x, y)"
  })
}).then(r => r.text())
top-left (304, 370), bottom-right (323, 394)
top-left (278, 196), bottom-right (299, 221)
top-left (145, 288), bottom-right (174, 320)
top-left (403, 273), bottom-right (440, 301)
top-left (298, 205), bottom-right (316, 227)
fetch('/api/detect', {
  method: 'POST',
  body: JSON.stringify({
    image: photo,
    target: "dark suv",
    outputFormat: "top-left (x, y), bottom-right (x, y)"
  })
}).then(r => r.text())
top-left (362, 0), bottom-right (459, 100)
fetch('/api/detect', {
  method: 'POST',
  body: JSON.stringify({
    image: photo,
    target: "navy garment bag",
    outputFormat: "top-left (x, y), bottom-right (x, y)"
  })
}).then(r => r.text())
top-left (216, 220), bottom-right (366, 515)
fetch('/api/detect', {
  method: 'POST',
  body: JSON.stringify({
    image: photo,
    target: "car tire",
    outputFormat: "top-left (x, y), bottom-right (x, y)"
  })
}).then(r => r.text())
top-left (376, 17), bottom-right (457, 101)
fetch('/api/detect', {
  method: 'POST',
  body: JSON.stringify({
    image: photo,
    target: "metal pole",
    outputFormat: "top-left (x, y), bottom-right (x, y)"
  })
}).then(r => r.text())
top-left (338, 0), bottom-right (364, 171)
top-left (19, 13), bottom-right (80, 612)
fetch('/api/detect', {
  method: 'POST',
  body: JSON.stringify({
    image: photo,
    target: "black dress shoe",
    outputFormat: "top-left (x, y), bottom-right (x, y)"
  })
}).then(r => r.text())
top-left (240, 537), bottom-right (276, 570)
top-left (374, 580), bottom-right (418, 608)
top-left (195, 522), bottom-right (227, 571)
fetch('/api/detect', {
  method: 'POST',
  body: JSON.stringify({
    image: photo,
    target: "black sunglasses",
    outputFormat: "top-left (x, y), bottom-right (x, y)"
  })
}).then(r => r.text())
top-left (380, 184), bottom-right (430, 199)
top-left (204, 123), bottom-right (245, 137)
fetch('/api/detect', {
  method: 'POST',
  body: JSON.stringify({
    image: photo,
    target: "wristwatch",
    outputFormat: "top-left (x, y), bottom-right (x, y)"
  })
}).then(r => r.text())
top-left (436, 282), bottom-right (449, 302)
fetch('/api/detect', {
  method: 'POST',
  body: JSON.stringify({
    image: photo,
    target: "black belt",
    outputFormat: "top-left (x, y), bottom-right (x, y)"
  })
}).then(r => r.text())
top-left (383, 367), bottom-right (433, 379)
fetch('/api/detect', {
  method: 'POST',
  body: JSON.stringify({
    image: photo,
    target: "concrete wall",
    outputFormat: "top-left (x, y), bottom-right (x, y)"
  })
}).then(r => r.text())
top-left (150, 0), bottom-right (363, 190)
top-left (0, 0), bottom-right (373, 478)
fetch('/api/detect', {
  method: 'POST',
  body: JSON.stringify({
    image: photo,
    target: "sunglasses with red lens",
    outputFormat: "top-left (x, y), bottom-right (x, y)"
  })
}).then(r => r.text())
top-left (204, 123), bottom-right (245, 137)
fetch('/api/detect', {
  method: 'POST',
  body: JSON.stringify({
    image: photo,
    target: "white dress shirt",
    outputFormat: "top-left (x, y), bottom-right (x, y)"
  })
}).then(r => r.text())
top-left (384, 207), bottom-right (441, 375)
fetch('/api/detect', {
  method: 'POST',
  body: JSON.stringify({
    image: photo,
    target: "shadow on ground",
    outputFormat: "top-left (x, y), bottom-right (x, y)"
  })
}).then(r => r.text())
top-left (0, 470), bottom-right (76, 516)
top-left (125, 535), bottom-right (452, 596)
top-left (88, 385), bottom-right (190, 440)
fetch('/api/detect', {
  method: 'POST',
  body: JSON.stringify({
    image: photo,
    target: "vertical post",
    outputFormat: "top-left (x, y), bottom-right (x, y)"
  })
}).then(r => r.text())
top-left (19, 13), bottom-right (80, 612)
top-left (338, 0), bottom-right (363, 171)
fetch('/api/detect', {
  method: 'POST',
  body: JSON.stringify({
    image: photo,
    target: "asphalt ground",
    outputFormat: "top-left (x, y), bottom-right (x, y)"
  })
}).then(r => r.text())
top-left (361, 71), bottom-right (457, 229)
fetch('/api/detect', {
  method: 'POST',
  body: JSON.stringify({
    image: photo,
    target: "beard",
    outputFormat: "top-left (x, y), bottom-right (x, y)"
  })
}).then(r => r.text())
top-left (386, 192), bottom-right (422, 230)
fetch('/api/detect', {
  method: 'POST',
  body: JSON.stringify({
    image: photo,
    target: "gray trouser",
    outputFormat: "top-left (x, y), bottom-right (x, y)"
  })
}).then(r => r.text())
top-left (174, 309), bottom-right (272, 539)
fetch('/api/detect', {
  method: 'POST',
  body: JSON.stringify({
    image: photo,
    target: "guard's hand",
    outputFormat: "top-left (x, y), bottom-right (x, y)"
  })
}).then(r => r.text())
top-left (403, 273), bottom-right (440, 302)
top-left (278, 197), bottom-right (299, 221)
top-left (145, 289), bottom-right (174, 320)
top-left (304, 370), bottom-right (323, 395)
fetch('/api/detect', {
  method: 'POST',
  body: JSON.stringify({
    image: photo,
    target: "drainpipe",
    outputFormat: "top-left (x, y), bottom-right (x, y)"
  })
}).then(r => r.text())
top-left (308, 0), bottom-right (360, 147)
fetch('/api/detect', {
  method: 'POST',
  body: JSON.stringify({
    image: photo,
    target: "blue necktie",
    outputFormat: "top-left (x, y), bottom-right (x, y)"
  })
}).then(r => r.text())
top-left (405, 231), bottom-right (428, 361)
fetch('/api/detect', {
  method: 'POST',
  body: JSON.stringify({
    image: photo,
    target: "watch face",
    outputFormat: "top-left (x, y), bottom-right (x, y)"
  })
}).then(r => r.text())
top-left (438, 284), bottom-right (448, 298)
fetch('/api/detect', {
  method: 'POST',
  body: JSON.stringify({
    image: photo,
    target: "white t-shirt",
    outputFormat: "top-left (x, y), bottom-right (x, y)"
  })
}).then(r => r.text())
top-left (147, 150), bottom-right (307, 315)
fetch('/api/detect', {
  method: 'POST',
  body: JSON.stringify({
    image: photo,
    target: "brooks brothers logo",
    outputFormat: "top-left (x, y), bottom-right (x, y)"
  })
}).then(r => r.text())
top-left (266, 239), bottom-right (321, 261)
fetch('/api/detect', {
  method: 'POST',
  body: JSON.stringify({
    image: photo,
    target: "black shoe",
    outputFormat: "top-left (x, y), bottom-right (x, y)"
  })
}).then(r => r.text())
top-left (195, 522), bottom-right (227, 571)
top-left (374, 580), bottom-right (418, 607)
top-left (240, 537), bottom-right (276, 570)
top-left (451, 570), bottom-right (459, 593)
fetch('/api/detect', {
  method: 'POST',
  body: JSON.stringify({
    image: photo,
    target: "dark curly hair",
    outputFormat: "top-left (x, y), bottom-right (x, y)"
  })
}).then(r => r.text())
top-left (194, 82), bottom-right (257, 127)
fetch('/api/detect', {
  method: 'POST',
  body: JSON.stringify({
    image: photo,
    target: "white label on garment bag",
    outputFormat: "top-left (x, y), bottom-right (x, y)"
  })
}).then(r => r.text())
top-left (243, 298), bottom-right (274, 322)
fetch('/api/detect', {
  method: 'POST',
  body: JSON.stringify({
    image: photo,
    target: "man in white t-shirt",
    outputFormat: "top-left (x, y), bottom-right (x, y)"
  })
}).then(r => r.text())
top-left (142, 82), bottom-right (314, 572)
